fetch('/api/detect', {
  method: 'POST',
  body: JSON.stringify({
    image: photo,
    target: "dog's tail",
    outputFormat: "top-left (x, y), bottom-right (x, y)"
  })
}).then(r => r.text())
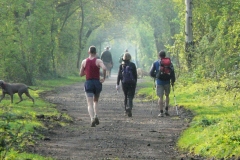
top-left (28, 87), bottom-right (38, 91)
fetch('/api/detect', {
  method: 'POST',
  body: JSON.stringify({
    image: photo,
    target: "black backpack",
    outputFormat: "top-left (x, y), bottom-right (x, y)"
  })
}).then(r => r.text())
top-left (122, 63), bottom-right (135, 83)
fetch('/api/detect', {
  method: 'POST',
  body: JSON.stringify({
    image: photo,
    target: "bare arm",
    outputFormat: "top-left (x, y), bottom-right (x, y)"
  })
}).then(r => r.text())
top-left (79, 60), bottom-right (86, 77)
top-left (97, 59), bottom-right (106, 82)
top-left (149, 62), bottom-right (156, 78)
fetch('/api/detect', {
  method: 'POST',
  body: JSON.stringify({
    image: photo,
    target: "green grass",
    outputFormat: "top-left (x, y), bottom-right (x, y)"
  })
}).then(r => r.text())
top-left (3, 149), bottom-right (54, 160)
top-left (0, 76), bottom-right (84, 160)
top-left (137, 76), bottom-right (240, 159)
top-left (36, 76), bottom-right (84, 91)
top-left (136, 77), bottom-right (158, 101)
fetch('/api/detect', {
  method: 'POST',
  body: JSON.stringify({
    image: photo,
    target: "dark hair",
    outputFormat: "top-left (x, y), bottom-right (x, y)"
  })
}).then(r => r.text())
top-left (159, 50), bottom-right (166, 58)
top-left (89, 46), bottom-right (96, 54)
top-left (123, 52), bottom-right (131, 61)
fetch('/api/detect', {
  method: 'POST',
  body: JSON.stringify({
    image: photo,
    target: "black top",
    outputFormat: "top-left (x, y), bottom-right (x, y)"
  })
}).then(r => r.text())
top-left (100, 50), bottom-right (112, 63)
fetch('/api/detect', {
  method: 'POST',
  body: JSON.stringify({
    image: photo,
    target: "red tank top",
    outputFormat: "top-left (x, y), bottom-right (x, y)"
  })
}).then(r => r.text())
top-left (85, 58), bottom-right (100, 80)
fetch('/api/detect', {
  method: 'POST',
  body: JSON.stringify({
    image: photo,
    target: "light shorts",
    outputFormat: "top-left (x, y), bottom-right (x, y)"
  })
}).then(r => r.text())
top-left (156, 84), bottom-right (170, 97)
top-left (103, 62), bottom-right (112, 71)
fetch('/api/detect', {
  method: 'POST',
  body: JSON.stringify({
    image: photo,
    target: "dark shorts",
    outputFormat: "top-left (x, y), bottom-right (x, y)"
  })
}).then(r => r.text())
top-left (84, 79), bottom-right (102, 96)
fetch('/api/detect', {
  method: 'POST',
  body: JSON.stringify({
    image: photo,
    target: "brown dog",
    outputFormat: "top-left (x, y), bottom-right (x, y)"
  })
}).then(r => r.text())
top-left (0, 80), bottom-right (35, 104)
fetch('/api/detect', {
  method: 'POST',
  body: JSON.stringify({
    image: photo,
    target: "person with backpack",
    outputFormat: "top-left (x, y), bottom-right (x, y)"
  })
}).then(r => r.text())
top-left (101, 46), bottom-right (113, 78)
top-left (149, 50), bottom-right (175, 117)
top-left (116, 52), bottom-right (137, 117)
top-left (79, 46), bottom-right (107, 127)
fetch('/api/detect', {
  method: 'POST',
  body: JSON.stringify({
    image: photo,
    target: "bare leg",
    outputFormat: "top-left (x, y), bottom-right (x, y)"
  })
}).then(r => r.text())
top-left (93, 94), bottom-right (100, 125)
top-left (107, 70), bottom-right (110, 78)
top-left (165, 95), bottom-right (169, 109)
top-left (85, 93), bottom-right (94, 121)
top-left (158, 95), bottom-right (164, 112)
top-left (93, 102), bottom-right (98, 116)
top-left (93, 94), bottom-right (100, 117)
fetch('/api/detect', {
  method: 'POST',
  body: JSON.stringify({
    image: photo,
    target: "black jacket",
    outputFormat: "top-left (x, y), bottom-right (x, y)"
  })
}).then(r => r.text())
top-left (100, 50), bottom-right (112, 63)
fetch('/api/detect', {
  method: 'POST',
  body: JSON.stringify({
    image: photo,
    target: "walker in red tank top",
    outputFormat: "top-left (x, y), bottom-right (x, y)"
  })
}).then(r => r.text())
top-left (85, 58), bottom-right (100, 80)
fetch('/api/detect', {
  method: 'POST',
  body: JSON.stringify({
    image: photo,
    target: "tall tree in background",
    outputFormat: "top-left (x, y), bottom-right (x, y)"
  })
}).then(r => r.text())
top-left (76, 0), bottom-right (112, 68)
top-left (1, 0), bottom-right (238, 83)
top-left (185, 0), bottom-right (194, 68)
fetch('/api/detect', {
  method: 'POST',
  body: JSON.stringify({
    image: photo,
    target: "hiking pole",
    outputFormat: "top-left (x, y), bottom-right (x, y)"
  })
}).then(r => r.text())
top-left (172, 84), bottom-right (179, 116)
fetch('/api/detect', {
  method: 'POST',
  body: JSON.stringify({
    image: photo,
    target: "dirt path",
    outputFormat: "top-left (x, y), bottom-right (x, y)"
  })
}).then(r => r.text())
top-left (34, 75), bottom-right (198, 160)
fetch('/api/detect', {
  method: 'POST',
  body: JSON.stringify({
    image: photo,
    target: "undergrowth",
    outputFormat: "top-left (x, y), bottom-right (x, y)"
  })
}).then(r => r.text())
top-left (0, 76), bottom-right (84, 160)
top-left (137, 75), bottom-right (240, 159)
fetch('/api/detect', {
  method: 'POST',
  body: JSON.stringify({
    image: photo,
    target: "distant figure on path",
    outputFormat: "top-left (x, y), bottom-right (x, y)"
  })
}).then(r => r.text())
top-left (79, 46), bottom-right (106, 127)
top-left (101, 46), bottom-right (113, 78)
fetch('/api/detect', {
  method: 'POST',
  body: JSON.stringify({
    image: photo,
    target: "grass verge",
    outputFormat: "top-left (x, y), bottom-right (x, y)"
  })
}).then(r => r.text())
top-left (137, 76), bottom-right (240, 159)
top-left (0, 76), bottom-right (84, 160)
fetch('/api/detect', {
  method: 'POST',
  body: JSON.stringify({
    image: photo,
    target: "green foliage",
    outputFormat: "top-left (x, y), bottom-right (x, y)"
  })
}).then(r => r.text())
top-left (36, 76), bottom-right (84, 89)
top-left (188, 0), bottom-right (240, 75)
top-left (137, 23), bottom-right (157, 68)
top-left (0, 111), bottom-right (41, 159)
top-left (138, 75), bottom-right (240, 159)
top-left (136, 77), bottom-right (158, 101)
top-left (0, 106), bottom-right (43, 160)
top-left (2, 149), bottom-right (53, 160)
top-left (0, 76), bottom-right (83, 159)
top-left (175, 77), bottom-right (240, 159)
top-left (1, 0), bottom-right (240, 158)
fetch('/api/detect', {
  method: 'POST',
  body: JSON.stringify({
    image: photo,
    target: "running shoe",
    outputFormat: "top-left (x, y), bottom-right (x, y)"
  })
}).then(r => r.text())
top-left (95, 117), bottom-right (100, 125)
top-left (158, 112), bottom-right (164, 117)
top-left (91, 120), bottom-right (96, 127)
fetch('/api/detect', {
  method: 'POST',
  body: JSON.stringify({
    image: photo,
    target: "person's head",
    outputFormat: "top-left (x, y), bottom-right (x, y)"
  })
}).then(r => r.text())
top-left (125, 49), bottom-right (128, 52)
top-left (159, 50), bottom-right (166, 58)
top-left (88, 46), bottom-right (97, 54)
top-left (105, 46), bottom-right (110, 50)
top-left (123, 52), bottom-right (131, 61)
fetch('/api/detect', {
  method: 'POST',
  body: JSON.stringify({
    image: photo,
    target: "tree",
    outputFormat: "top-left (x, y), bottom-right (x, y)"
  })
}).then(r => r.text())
top-left (185, 0), bottom-right (194, 69)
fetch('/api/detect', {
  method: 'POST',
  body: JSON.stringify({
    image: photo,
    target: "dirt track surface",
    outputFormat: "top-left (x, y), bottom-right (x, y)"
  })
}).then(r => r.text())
top-left (34, 75), bottom-right (202, 160)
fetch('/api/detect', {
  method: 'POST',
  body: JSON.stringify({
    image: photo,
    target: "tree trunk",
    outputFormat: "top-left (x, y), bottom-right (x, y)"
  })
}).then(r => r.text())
top-left (77, 0), bottom-right (84, 69)
top-left (154, 30), bottom-right (161, 52)
top-left (185, 0), bottom-right (194, 68)
top-left (50, 15), bottom-right (56, 76)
